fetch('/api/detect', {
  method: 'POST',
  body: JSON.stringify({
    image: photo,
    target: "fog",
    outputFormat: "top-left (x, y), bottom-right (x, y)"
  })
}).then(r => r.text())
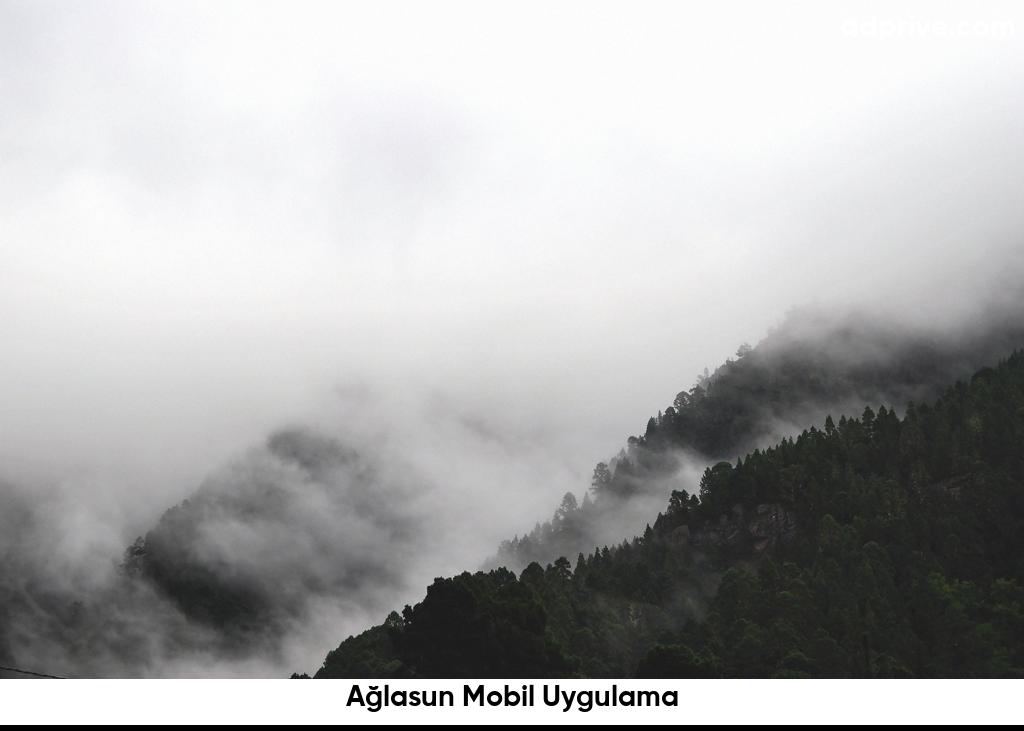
top-left (1, 0), bottom-right (1023, 676)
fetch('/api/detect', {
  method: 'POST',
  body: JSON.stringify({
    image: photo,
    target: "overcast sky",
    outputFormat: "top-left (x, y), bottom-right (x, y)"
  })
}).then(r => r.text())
top-left (2, 0), bottom-right (1024, 528)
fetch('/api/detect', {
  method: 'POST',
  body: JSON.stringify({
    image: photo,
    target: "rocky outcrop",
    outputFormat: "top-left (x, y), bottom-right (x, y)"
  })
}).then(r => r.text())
top-left (748, 503), bottom-right (798, 552)
top-left (688, 502), bottom-right (797, 554)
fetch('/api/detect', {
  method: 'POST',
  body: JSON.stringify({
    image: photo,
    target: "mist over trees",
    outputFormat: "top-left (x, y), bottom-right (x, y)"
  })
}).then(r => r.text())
top-left (4, 2), bottom-right (1024, 689)
top-left (4, 300), bottom-right (1024, 678)
top-left (125, 428), bottom-right (423, 641)
top-left (315, 349), bottom-right (1024, 678)
top-left (0, 428), bottom-right (429, 676)
top-left (489, 302), bottom-right (1024, 574)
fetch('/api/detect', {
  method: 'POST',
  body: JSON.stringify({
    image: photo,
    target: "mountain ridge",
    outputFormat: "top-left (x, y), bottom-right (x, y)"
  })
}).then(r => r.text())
top-left (488, 303), bottom-right (1024, 573)
top-left (312, 349), bottom-right (1024, 678)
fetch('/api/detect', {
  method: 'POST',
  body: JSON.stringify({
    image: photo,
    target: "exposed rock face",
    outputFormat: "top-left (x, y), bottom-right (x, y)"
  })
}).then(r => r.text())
top-left (748, 503), bottom-right (798, 552)
top-left (688, 502), bottom-right (797, 554)
top-left (667, 525), bottom-right (690, 548)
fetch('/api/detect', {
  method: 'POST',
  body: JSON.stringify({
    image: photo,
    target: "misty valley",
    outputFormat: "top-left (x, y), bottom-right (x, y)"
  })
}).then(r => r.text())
top-left (5, 5), bottom-right (1024, 726)
top-left (4, 302), bottom-right (1024, 678)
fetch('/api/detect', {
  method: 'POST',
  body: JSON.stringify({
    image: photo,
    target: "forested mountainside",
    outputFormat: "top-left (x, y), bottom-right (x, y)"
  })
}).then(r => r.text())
top-left (489, 306), bottom-right (1024, 572)
top-left (121, 428), bottom-right (420, 642)
top-left (313, 351), bottom-right (1024, 678)
top-left (0, 428), bottom-right (423, 675)
top-left (107, 304), bottom-right (1023, 651)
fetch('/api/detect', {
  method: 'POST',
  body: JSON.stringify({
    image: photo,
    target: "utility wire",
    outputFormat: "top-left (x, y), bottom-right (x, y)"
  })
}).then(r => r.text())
top-left (0, 664), bottom-right (65, 679)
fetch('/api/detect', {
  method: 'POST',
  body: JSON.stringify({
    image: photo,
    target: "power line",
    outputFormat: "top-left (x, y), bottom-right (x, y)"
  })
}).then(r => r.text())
top-left (0, 664), bottom-right (65, 679)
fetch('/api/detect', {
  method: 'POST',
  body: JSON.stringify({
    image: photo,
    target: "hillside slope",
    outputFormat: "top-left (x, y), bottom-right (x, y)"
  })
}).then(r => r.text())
top-left (314, 351), bottom-right (1024, 678)
top-left (489, 305), bottom-right (1024, 572)
top-left (123, 428), bottom-right (422, 643)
